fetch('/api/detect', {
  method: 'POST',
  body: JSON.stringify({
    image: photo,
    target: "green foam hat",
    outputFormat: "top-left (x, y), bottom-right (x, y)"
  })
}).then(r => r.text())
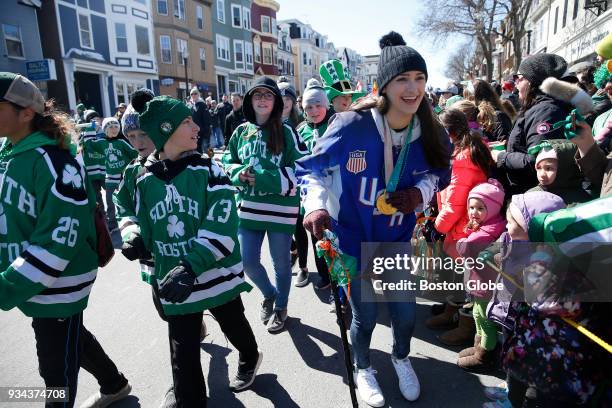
top-left (319, 59), bottom-right (366, 103)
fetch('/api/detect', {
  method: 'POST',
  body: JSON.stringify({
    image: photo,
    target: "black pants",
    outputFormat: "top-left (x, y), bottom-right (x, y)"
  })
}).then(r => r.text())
top-left (32, 313), bottom-right (127, 408)
top-left (91, 179), bottom-right (104, 207)
top-left (293, 213), bottom-right (309, 269)
top-left (166, 296), bottom-right (259, 408)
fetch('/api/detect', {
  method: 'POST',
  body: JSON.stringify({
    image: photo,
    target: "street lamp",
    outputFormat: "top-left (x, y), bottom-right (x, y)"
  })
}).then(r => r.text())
top-left (182, 44), bottom-right (189, 101)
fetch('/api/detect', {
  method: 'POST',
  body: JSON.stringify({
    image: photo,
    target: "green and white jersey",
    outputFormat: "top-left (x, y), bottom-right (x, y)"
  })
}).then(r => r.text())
top-left (221, 122), bottom-right (309, 233)
top-left (80, 127), bottom-right (106, 182)
top-left (104, 137), bottom-right (137, 188)
top-left (0, 132), bottom-right (98, 318)
top-left (297, 120), bottom-right (329, 153)
top-left (135, 152), bottom-right (251, 315)
top-left (113, 157), bottom-right (155, 284)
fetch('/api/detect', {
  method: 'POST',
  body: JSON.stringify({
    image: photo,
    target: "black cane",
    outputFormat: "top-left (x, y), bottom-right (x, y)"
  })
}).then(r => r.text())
top-left (329, 280), bottom-right (359, 408)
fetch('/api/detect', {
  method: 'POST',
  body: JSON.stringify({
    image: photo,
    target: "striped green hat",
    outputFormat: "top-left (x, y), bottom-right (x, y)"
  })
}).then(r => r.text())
top-left (319, 59), bottom-right (366, 102)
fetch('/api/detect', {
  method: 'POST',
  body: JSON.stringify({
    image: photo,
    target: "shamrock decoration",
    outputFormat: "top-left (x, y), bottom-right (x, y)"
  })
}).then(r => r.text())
top-left (167, 215), bottom-right (185, 238)
top-left (109, 153), bottom-right (118, 162)
top-left (0, 203), bottom-right (7, 235)
top-left (62, 164), bottom-right (82, 188)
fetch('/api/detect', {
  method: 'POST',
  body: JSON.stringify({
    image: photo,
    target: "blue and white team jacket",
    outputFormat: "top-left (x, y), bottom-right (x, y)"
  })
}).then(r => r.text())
top-left (296, 108), bottom-right (451, 264)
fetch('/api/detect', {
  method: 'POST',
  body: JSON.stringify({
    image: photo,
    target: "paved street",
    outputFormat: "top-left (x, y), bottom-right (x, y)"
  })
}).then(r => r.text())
top-left (0, 230), bottom-right (505, 408)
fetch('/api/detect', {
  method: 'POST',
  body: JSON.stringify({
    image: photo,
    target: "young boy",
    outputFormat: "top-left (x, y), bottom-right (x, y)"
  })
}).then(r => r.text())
top-left (78, 110), bottom-right (106, 206)
top-left (318, 59), bottom-right (365, 113)
top-left (137, 96), bottom-right (261, 406)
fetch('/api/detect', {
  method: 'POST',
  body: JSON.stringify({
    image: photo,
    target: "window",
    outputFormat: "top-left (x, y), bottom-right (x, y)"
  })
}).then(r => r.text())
top-left (157, 0), bottom-right (168, 14)
top-left (254, 42), bottom-right (261, 63)
top-left (261, 16), bottom-right (270, 33)
top-left (562, 0), bottom-right (568, 27)
top-left (243, 7), bottom-right (250, 30)
top-left (174, 0), bottom-right (185, 20)
top-left (302, 51), bottom-right (307, 65)
top-left (244, 42), bottom-right (253, 69)
top-left (231, 4), bottom-right (241, 27)
top-left (177, 38), bottom-right (188, 65)
top-left (263, 43), bottom-right (272, 65)
top-left (115, 23), bottom-right (127, 52)
top-left (554, 7), bottom-right (558, 34)
top-left (272, 18), bottom-right (277, 36)
top-left (217, 0), bottom-right (225, 23)
top-left (199, 47), bottom-right (206, 70)
top-left (78, 13), bottom-right (93, 48)
top-left (135, 25), bottom-right (150, 55)
top-left (573, 0), bottom-right (579, 19)
top-left (160, 35), bottom-right (172, 63)
top-left (216, 34), bottom-right (230, 61)
top-left (234, 39), bottom-right (244, 69)
top-left (196, 6), bottom-right (204, 30)
top-left (2, 24), bottom-right (23, 58)
top-left (77, 0), bottom-right (89, 8)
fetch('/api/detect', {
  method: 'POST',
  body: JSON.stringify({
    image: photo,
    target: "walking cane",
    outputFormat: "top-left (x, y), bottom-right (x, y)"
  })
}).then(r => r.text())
top-left (317, 233), bottom-right (359, 408)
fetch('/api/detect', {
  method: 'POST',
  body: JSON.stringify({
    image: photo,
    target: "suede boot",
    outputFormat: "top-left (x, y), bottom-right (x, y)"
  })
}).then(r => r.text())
top-left (457, 344), bottom-right (496, 371)
top-left (425, 302), bottom-right (459, 330)
top-left (458, 334), bottom-right (481, 358)
top-left (438, 309), bottom-right (476, 346)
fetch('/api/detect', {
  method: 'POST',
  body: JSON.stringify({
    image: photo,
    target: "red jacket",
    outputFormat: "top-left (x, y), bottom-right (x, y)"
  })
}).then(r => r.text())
top-left (435, 148), bottom-right (488, 254)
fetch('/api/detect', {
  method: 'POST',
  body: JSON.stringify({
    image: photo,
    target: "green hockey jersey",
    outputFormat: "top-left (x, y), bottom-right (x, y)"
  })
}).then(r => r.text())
top-left (297, 120), bottom-right (329, 152)
top-left (104, 137), bottom-right (137, 188)
top-left (221, 122), bottom-right (309, 233)
top-left (0, 132), bottom-right (98, 317)
top-left (135, 151), bottom-right (251, 315)
top-left (80, 127), bottom-right (106, 182)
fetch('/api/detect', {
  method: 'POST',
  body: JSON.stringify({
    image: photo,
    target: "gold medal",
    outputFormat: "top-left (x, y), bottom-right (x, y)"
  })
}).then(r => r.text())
top-left (376, 190), bottom-right (397, 215)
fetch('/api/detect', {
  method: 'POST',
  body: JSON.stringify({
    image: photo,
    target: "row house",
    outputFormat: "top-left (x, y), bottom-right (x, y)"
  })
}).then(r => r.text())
top-left (212, 0), bottom-right (254, 97)
top-left (251, 0), bottom-right (279, 80)
top-left (277, 24), bottom-right (296, 88)
top-left (153, 0), bottom-right (216, 100)
top-left (37, 0), bottom-right (158, 116)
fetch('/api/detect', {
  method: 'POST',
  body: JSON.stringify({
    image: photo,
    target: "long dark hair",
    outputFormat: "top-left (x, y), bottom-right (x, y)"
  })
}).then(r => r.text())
top-left (440, 108), bottom-right (493, 176)
top-left (261, 99), bottom-right (285, 156)
top-left (473, 79), bottom-right (513, 123)
top-left (351, 94), bottom-right (449, 168)
top-left (12, 99), bottom-right (74, 150)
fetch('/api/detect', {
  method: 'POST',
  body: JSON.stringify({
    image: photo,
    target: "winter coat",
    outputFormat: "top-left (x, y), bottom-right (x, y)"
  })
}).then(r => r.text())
top-left (527, 139), bottom-right (594, 206)
top-left (224, 108), bottom-right (246, 146)
top-left (496, 95), bottom-right (572, 195)
top-left (434, 147), bottom-right (488, 256)
top-left (575, 143), bottom-right (612, 197)
top-left (585, 93), bottom-right (611, 126)
top-left (483, 110), bottom-right (513, 142)
top-left (191, 100), bottom-right (212, 141)
top-left (456, 214), bottom-right (506, 299)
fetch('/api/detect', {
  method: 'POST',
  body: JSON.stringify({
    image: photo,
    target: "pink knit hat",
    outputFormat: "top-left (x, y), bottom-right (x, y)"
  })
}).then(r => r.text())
top-left (535, 147), bottom-right (558, 167)
top-left (467, 178), bottom-right (505, 222)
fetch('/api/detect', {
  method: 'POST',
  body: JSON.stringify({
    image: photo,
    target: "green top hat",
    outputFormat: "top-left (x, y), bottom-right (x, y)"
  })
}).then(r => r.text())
top-left (319, 59), bottom-right (366, 103)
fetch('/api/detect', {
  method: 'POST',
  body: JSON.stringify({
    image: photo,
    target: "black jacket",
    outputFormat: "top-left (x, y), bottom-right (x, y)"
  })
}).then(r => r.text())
top-left (191, 100), bottom-right (211, 140)
top-left (496, 95), bottom-right (572, 195)
top-left (224, 108), bottom-right (246, 146)
top-left (484, 110), bottom-right (513, 142)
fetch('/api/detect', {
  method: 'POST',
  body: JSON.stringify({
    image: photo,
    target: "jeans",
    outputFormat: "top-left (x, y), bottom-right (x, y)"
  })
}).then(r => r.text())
top-left (238, 228), bottom-right (292, 310)
top-left (348, 277), bottom-right (416, 369)
top-left (211, 127), bottom-right (224, 148)
top-left (32, 313), bottom-right (127, 408)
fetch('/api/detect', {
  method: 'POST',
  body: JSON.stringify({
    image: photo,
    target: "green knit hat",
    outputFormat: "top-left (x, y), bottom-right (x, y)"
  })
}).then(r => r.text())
top-left (319, 59), bottom-right (366, 102)
top-left (595, 33), bottom-right (612, 59)
top-left (139, 96), bottom-right (192, 150)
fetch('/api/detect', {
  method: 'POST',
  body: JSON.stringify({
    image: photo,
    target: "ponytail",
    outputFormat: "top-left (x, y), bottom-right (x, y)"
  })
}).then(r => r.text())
top-left (31, 99), bottom-right (76, 150)
top-left (477, 101), bottom-right (497, 133)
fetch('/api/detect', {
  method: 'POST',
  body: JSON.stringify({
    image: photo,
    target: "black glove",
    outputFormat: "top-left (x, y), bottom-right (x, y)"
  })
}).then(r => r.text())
top-left (121, 234), bottom-right (150, 261)
top-left (159, 261), bottom-right (196, 303)
top-left (387, 187), bottom-right (423, 214)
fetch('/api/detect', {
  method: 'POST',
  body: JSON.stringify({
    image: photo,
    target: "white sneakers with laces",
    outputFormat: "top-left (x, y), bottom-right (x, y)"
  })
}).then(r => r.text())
top-left (353, 367), bottom-right (385, 407)
top-left (391, 356), bottom-right (421, 401)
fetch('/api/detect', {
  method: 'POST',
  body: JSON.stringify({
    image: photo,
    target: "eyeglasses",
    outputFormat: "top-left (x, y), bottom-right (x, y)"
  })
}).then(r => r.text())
top-left (252, 92), bottom-right (275, 101)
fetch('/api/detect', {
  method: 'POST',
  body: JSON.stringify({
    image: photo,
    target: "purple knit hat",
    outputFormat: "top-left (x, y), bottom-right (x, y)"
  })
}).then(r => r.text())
top-left (509, 191), bottom-right (566, 231)
top-left (467, 178), bottom-right (505, 222)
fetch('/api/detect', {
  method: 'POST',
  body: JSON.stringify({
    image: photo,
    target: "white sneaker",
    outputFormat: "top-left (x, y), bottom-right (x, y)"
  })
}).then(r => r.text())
top-left (353, 367), bottom-right (385, 407)
top-left (392, 356), bottom-right (420, 401)
top-left (80, 382), bottom-right (132, 407)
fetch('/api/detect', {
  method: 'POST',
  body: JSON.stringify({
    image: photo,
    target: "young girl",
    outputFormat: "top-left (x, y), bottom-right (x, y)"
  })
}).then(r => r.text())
top-left (454, 179), bottom-right (506, 370)
top-left (137, 96), bottom-right (261, 405)
top-left (473, 79), bottom-right (513, 142)
top-left (222, 77), bottom-right (308, 333)
top-left (79, 110), bottom-right (106, 207)
top-left (298, 32), bottom-right (452, 406)
top-left (0, 72), bottom-right (131, 407)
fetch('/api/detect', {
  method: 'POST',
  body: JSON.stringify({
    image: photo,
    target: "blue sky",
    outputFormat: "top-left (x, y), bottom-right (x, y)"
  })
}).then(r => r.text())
top-left (276, 0), bottom-right (462, 88)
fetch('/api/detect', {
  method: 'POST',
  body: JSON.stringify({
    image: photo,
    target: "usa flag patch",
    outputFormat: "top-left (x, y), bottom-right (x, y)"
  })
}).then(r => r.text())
top-left (346, 150), bottom-right (367, 174)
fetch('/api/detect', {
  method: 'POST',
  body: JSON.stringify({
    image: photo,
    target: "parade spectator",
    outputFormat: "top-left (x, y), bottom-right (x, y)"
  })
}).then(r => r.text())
top-left (319, 59), bottom-right (366, 113)
top-left (473, 79), bottom-right (513, 142)
top-left (75, 102), bottom-right (86, 123)
top-left (571, 120), bottom-right (612, 197)
top-left (114, 102), bottom-right (127, 121)
top-left (500, 98), bottom-right (518, 122)
top-left (209, 100), bottom-right (224, 148)
top-left (188, 87), bottom-right (212, 152)
top-left (278, 77), bottom-right (301, 128)
top-left (501, 80), bottom-right (520, 111)
top-left (217, 94), bottom-right (233, 136)
top-left (224, 92), bottom-right (246, 146)
top-left (299, 32), bottom-right (451, 406)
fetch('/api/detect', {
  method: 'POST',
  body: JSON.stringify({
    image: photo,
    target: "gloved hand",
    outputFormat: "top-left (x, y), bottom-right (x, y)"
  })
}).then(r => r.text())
top-left (386, 187), bottom-right (422, 214)
top-left (121, 233), bottom-right (150, 261)
top-left (159, 261), bottom-right (196, 303)
top-left (303, 209), bottom-right (331, 239)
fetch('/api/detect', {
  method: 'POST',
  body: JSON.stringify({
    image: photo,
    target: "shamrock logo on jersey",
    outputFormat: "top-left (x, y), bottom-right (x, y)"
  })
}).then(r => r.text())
top-left (109, 152), bottom-right (118, 162)
top-left (62, 164), bottom-right (83, 188)
top-left (167, 215), bottom-right (185, 238)
top-left (0, 203), bottom-right (7, 235)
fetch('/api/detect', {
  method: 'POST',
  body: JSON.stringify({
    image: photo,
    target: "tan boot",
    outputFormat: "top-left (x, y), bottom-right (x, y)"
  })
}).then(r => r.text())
top-left (458, 334), bottom-right (481, 358)
top-left (438, 309), bottom-right (476, 346)
top-left (457, 344), bottom-right (496, 371)
top-left (425, 302), bottom-right (459, 330)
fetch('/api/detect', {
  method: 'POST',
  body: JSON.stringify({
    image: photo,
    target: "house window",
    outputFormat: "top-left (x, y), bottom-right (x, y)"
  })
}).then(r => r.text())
top-left (302, 52), bottom-right (307, 65)
top-left (157, 0), bottom-right (168, 15)
top-left (263, 43), bottom-right (272, 65)
top-left (217, 0), bottom-right (225, 23)
top-left (77, 0), bottom-right (89, 8)
top-left (254, 42), bottom-right (261, 63)
top-left (242, 7), bottom-right (250, 29)
top-left (135, 25), bottom-right (150, 55)
top-left (77, 13), bottom-right (93, 49)
top-left (244, 42), bottom-right (253, 69)
top-left (174, 0), bottom-right (185, 20)
top-left (554, 7), bottom-right (558, 34)
top-left (573, 0), bottom-right (579, 19)
top-left (196, 6), bottom-right (204, 30)
top-left (261, 16), bottom-right (271, 33)
top-left (229, 80), bottom-right (238, 93)
top-left (177, 38), bottom-right (188, 65)
top-left (234, 40), bottom-right (244, 69)
top-left (160, 35), bottom-right (172, 63)
top-left (115, 23), bottom-right (127, 52)
top-left (562, 0), bottom-right (568, 27)
top-left (2, 24), bottom-right (24, 58)
top-left (199, 47), bottom-right (206, 70)
top-left (271, 18), bottom-right (277, 36)
top-left (216, 34), bottom-right (230, 61)
top-left (231, 4), bottom-right (241, 28)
